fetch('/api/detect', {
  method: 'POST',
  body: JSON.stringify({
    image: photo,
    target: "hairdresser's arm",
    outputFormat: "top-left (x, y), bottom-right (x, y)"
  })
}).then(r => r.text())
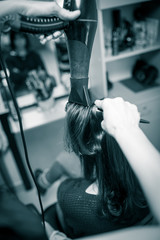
top-left (0, 1), bottom-right (80, 19)
top-left (95, 97), bottom-right (160, 224)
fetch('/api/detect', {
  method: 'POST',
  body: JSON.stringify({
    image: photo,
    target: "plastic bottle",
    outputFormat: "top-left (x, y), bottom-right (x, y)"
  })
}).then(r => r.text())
top-left (111, 9), bottom-right (121, 56)
top-left (112, 29), bottom-right (119, 55)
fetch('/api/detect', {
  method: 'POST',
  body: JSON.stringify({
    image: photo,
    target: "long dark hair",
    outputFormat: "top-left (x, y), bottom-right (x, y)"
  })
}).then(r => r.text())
top-left (65, 102), bottom-right (147, 223)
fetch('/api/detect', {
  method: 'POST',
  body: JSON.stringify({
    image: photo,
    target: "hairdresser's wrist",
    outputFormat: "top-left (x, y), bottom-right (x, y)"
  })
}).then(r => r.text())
top-left (4, 1), bottom-right (29, 17)
top-left (114, 125), bottom-right (142, 145)
top-left (12, 1), bottom-right (49, 17)
top-left (0, 1), bottom-right (24, 17)
top-left (16, 1), bottom-right (38, 16)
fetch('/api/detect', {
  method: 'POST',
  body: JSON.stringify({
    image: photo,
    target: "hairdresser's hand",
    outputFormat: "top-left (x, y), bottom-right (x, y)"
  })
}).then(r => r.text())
top-left (20, 1), bottom-right (80, 20)
top-left (1, 1), bottom-right (80, 41)
top-left (95, 97), bottom-right (140, 138)
top-left (21, 0), bottom-right (81, 42)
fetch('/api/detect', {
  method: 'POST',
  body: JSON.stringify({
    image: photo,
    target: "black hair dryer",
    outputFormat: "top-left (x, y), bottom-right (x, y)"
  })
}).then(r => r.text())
top-left (9, 0), bottom-right (98, 80)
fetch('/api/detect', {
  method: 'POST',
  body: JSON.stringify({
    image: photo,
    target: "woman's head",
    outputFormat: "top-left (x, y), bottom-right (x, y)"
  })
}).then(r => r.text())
top-left (65, 102), bottom-right (104, 156)
top-left (10, 31), bottom-right (30, 51)
top-left (65, 102), bottom-right (147, 222)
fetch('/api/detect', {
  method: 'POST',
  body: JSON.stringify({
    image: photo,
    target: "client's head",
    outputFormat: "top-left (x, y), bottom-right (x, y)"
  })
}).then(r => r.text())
top-left (65, 102), bottom-right (148, 223)
top-left (65, 102), bottom-right (104, 157)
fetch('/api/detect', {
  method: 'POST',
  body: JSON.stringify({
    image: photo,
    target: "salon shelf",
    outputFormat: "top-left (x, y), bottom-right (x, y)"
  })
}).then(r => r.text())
top-left (90, 0), bottom-right (160, 150)
top-left (105, 44), bottom-right (160, 63)
top-left (97, 0), bottom-right (151, 10)
top-left (90, 0), bottom-right (160, 98)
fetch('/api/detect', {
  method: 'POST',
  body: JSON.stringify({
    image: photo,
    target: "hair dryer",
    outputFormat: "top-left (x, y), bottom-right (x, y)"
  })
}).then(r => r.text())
top-left (64, 0), bottom-right (97, 106)
top-left (7, 0), bottom-right (98, 106)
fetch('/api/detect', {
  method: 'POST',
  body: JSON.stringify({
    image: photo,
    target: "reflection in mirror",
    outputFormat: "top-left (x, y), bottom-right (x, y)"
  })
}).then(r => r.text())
top-left (0, 31), bottom-right (70, 109)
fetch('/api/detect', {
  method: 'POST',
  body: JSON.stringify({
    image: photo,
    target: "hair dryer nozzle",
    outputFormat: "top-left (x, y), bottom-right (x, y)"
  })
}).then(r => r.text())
top-left (64, 0), bottom-right (98, 106)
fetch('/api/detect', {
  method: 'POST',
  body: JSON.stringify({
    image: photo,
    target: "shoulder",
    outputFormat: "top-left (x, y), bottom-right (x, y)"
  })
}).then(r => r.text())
top-left (58, 178), bottom-right (93, 195)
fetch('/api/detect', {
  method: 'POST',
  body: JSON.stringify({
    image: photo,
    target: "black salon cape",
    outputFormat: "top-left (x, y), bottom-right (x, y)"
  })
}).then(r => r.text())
top-left (0, 186), bottom-right (47, 240)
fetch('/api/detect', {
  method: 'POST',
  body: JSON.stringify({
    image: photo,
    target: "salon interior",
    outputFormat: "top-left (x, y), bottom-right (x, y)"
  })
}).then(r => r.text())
top-left (0, 0), bottom-right (160, 239)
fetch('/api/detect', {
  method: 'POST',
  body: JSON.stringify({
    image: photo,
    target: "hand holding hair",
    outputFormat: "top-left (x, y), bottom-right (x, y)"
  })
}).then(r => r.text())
top-left (96, 97), bottom-right (160, 224)
top-left (95, 97), bottom-right (140, 138)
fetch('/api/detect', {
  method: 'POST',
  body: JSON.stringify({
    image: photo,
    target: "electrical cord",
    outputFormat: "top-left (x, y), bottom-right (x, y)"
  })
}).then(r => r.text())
top-left (0, 39), bottom-right (46, 232)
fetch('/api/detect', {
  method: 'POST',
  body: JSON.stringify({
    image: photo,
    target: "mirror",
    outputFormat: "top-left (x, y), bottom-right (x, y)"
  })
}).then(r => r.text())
top-left (0, 31), bottom-right (70, 109)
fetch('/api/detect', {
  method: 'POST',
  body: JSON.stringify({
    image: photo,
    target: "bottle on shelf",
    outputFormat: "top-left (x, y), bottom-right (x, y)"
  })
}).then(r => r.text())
top-left (112, 30), bottom-right (120, 56)
top-left (133, 6), bottom-right (147, 49)
top-left (119, 19), bottom-right (135, 51)
top-left (104, 26), bottom-right (112, 56)
top-left (111, 9), bottom-right (121, 56)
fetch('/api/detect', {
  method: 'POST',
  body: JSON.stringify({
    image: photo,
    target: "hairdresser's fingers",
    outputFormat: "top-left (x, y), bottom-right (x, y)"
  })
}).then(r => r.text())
top-left (53, 2), bottom-right (81, 20)
top-left (95, 97), bottom-right (126, 112)
top-left (37, 34), bottom-right (49, 45)
top-left (52, 31), bottom-right (64, 39)
top-left (57, 9), bottom-right (81, 21)
top-left (23, 1), bottom-right (81, 20)
top-left (125, 101), bottom-right (140, 125)
top-left (39, 35), bottom-right (52, 45)
top-left (101, 120), bottom-right (108, 133)
top-left (39, 31), bottom-right (64, 44)
top-left (95, 99), bottom-right (111, 111)
top-left (104, 98), bottom-right (139, 126)
top-left (95, 99), bottom-right (103, 110)
top-left (96, 97), bottom-right (141, 137)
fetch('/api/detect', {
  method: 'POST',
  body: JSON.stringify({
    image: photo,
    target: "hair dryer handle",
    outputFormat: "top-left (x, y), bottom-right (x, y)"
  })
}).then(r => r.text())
top-left (9, 14), bottom-right (69, 34)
